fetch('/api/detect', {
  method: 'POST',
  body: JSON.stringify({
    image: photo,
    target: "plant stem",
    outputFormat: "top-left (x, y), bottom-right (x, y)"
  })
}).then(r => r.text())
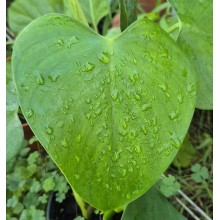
top-left (72, 189), bottom-right (88, 219)
top-left (103, 210), bottom-right (115, 220)
top-left (202, 180), bottom-right (213, 200)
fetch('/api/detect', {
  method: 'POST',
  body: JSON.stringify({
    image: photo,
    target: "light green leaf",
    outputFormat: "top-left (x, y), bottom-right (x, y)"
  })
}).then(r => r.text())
top-left (172, 133), bottom-right (196, 168)
top-left (121, 185), bottom-right (186, 220)
top-left (7, 0), bottom-right (64, 35)
top-left (43, 178), bottom-right (56, 192)
top-left (191, 163), bottom-right (209, 183)
top-left (12, 14), bottom-right (196, 211)
top-left (79, 0), bottom-right (110, 31)
top-left (64, 0), bottom-right (88, 26)
top-left (6, 107), bottom-right (24, 162)
top-left (6, 61), bottom-right (24, 162)
top-left (168, 0), bottom-right (213, 109)
top-left (119, 0), bottom-right (137, 31)
top-left (159, 175), bottom-right (180, 197)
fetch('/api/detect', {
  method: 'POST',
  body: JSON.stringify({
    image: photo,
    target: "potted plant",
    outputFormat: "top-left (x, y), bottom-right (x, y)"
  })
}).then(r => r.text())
top-left (7, 0), bottom-right (212, 219)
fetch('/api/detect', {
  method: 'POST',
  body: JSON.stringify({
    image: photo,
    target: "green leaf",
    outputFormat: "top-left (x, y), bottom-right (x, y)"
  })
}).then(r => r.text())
top-left (121, 185), bottom-right (186, 220)
top-left (119, 0), bottom-right (137, 31)
top-left (168, 0), bottom-right (213, 109)
top-left (64, 0), bottom-right (88, 26)
top-left (79, 0), bottom-right (110, 31)
top-left (74, 217), bottom-right (85, 220)
top-left (6, 107), bottom-right (24, 162)
top-left (191, 163), bottom-right (209, 183)
top-left (159, 175), bottom-right (180, 197)
top-left (6, 61), bottom-right (24, 162)
top-left (172, 133), bottom-right (196, 168)
top-left (24, 192), bottom-right (39, 208)
top-left (7, 0), bottom-right (64, 35)
top-left (43, 178), bottom-right (56, 192)
top-left (7, 195), bottom-right (19, 208)
top-left (12, 14), bottom-right (196, 211)
top-left (30, 180), bottom-right (41, 193)
top-left (39, 194), bottom-right (48, 204)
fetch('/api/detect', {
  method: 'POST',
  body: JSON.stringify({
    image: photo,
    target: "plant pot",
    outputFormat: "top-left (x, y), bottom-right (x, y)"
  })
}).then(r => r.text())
top-left (46, 191), bottom-right (122, 220)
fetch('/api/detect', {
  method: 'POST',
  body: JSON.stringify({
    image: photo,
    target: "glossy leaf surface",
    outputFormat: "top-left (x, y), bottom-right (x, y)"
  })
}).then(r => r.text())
top-left (8, 0), bottom-right (64, 34)
top-left (168, 0), bottom-right (213, 109)
top-left (121, 185), bottom-right (186, 220)
top-left (6, 62), bottom-right (24, 162)
top-left (12, 14), bottom-right (196, 211)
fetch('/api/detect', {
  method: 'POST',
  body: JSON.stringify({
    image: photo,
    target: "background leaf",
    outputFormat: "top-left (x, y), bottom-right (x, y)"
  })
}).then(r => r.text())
top-left (13, 14), bottom-right (196, 210)
top-left (6, 61), bottom-right (24, 162)
top-left (168, 0), bottom-right (213, 109)
top-left (121, 185), bottom-right (186, 220)
top-left (7, 0), bottom-right (64, 35)
top-left (79, 0), bottom-right (111, 31)
top-left (119, 0), bottom-right (137, 31)
top-left (172, 133), bottom-right (196, 168)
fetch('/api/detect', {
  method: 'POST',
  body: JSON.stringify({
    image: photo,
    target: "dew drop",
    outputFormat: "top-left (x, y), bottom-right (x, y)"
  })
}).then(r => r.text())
top-left (76, 134), bottom-right (82, 143)
top-left (133, 58), bottom-right (137, 64)
top-left (83, 62), bottom-right (95, 72)
top-left (177, 94), bottom-right (184, 103)
top-left (75, 174), bottom-right (80, 180)
top-left (46, 126), bottom-right (53, 135)
top-left (75, 155), bottom-right (80, 164)
top-left (141, 103), bottom-right (152, 111)
top-left (67, 36), bottom-right (79, 48)
top-left (111, 89), bottom-right (119, 100)
top-left (85, 98), bottom-right (91, 104)
top-left (98, 52), bottom-right (110, 64)
top-left (61, 138), bottom-right (69, 148)
top-left (168, 111), bottom-right (179, 120)
top-left (135, 146), bottom-right (142, 154)
top-left (170, 133), bottom-right (181, 149)
top-left (129, 167), bottom-right (133, 173)
top-left (55, 39), bottom-right (64, 46)
top-left (122, 169), bottom-right (127, 176)
top-left (37, 74), bottom-right (45, 85)
top-left (126, 193), bottom-right (131, 199)
top-left (116, 185), bottom-right (121, 191)
top-left (26, 109), bottom-right (34, 118)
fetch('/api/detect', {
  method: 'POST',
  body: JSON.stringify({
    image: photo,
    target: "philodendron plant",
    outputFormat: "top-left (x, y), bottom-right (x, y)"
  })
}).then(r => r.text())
top-left (11, 0), bottom-right (212, 218)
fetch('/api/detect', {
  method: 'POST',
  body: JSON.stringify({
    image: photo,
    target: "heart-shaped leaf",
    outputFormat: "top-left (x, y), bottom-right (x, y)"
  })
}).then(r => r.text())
top-left (12, 14), bottom-right (196, 211)
top-left (168, 0), bottom-right (213, 109)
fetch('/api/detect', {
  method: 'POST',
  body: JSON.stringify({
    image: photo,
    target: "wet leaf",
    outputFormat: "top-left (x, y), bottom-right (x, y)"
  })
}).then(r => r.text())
top-left (168, 0), bottom-right (213, 109)
top-left (12, 14), bottom-right (196, 210)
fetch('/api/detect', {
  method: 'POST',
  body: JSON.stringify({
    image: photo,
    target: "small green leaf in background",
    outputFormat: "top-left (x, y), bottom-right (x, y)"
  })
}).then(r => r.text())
top-left (23, 192), bottom-right (39, 207)
top-left (191, 164), bottom-right (209, 183)
top-left (173, 133), bottom-right (196, 168)
top-left (27, 151), bottom-right (39, 164)
top-left (6, 61), bottom-right (24, 163)
top-left (30, 180), bottom-right (41, 193)
top-left (121, 185), bottom-right (186, 220)
top-left (168, 0), bottom-right (213, 109)
top-left (7, 0), bottom-right (64, 35)
top-left (39, 194), bottom-right (48, 204)
top-left (7, 195), bottom-right (18, 208)
top-left (64, 0), bottom-right (88, 26)
top-left (119, 0), bottom-right (137, 31)
top-left (79, 0), bottom-right (110, 32)
top-left (43, 178), bottom-right (56, 192)
top-left (159, 175), bottom-right (180, 197)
